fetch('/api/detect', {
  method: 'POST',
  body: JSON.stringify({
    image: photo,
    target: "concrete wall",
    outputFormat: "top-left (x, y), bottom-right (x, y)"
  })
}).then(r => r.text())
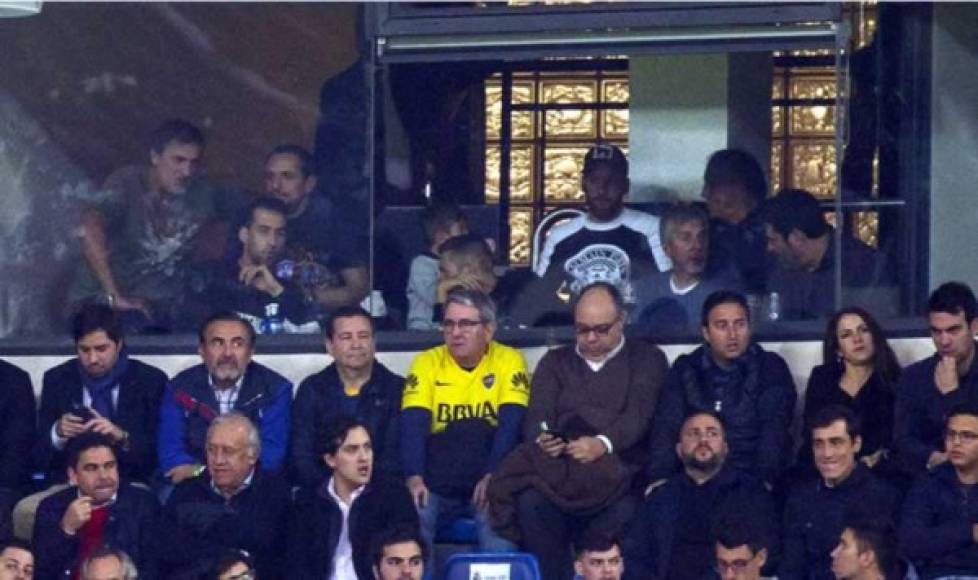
top-left (929, 4), bottom-right (978, 289)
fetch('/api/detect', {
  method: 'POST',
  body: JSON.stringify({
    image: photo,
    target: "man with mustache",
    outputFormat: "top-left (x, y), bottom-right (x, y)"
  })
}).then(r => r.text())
top-left (521, 144), bottom-right (670, 325)
top-left (369, 525), bottom-right (427, 580)
top-left (622, 412), bottom-right (776, 580)
top-left (646, 290), bottom-right (796, 488)
top-left (895, 281), bottom-right (978, 475)
top-left (287, 418), bottom-right (417, 579)
top-left (781, 406), bottom-right (899, 580)
top-left (157, 312), bottom-right (292, 486)
top-left (203, 196), bottom-right (315, 334)
top-left (33, 433), bottom-right (159, 579)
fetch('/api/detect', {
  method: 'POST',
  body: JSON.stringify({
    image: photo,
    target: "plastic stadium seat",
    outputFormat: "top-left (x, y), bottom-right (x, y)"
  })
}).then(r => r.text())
top-left (442, 552), bottom-right (542, 580)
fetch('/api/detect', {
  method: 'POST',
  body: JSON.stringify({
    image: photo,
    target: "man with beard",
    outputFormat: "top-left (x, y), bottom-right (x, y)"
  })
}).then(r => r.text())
top-left (520, 144), bottom-right (670, 324)
top-left (160, 414), bottom-right (290, 579)
top-left (622, 412), bottom-right (776, 580)
top-left (369, 525), bottom-right (427, 580)
top-left (287, 418), bottom-right (417, 579)
top-left (157, 312), bottom-right (292, 485)
top-left (33, 433), bottom-right (159, 579)
top-left (204, 196), bottom-right (316, 333)
top-left (646, 290), bottom-right (796, 487)
top-left (36, 304), bottom-right (167, 487)
top-left (895, 281), bottom-right (978, 475)
top-left (263, 144), bottom-right (369, 313)
top-left (781, 406), bottom-right (900, 580)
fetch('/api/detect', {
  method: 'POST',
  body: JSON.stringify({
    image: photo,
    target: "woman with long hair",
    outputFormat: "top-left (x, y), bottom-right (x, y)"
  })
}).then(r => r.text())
top-left (797, 307), bottom-right (902, 475)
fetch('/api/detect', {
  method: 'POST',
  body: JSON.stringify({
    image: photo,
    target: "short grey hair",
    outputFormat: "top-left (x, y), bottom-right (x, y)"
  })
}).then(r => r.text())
top-left (80, 547), bottom-right (138, 580)
top-left (659, 202), bottom-right (709, 246)
top-left (444, 287), bottom-right (497, 324)
top-left (208, 412), bottom-right (261, 459)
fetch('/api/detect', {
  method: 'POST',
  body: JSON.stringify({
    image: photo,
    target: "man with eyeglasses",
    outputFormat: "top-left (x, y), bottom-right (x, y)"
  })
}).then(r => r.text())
top-left (33, 432), bottom-right (159, 580)
top-left (621, 412), bottom-right (776, 580)
top-left (646, 290), bottom-right (796, 489)
top-left (491, 282), bottom-right (665, 580)
top-left (400, 287), bottom-right (529, 554)
top-left (714, 511), bottom-right (772, 580)
top-left (781, 406), bottom-right (899, 580)
top-left (901, 403), bottom-right (978, 579)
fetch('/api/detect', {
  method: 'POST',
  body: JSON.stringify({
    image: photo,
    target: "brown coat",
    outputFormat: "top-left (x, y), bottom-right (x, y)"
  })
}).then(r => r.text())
top-left (488, 339), bottom-right (667, 541)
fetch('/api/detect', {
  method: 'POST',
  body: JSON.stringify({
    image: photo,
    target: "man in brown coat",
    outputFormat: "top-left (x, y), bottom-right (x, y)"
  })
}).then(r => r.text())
top-left (493, 281), bottom-right (667, 580)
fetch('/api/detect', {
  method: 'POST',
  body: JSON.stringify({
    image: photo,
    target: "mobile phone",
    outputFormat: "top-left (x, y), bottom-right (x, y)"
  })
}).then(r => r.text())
top-left (539, 421), bottom-right (567, 443)
top-left (72, 405), bottom-right (96, 422)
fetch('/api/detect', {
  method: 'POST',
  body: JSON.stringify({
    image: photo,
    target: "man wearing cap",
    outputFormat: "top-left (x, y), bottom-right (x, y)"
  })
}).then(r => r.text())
top-left (521, 144), bottom-right (670, 325)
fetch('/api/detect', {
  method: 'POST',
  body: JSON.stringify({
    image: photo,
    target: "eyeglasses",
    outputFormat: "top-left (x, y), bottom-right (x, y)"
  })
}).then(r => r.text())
top-left (715, 558), bottom-right (755, 574)
top-left (574, 319), bottom-right (620, 337)
top-left (945, 429), bottom-right (978, 443)
top-left (441, 319), bottom-right (484, 332)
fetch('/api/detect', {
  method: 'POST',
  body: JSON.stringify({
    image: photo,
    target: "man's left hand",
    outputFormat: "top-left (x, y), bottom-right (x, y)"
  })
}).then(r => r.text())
top-left (86, 409), bottom-right (126, 443)
top-left (472, 473), bottom-right (493, 511)
top-left (566, 436), bottom-right (607, 463)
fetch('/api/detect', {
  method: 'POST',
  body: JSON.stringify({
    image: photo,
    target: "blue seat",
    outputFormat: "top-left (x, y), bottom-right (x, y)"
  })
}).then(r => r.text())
top-left (442, 552), bottom-right (542, 580)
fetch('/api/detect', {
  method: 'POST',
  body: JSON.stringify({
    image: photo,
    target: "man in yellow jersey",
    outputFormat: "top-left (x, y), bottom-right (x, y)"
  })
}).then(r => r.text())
top-left (401, 287), bottom-right (529, 554)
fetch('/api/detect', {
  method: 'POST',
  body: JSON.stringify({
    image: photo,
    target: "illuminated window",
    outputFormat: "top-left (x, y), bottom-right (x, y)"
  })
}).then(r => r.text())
top-left (485, 69), bottom-right (628, 265)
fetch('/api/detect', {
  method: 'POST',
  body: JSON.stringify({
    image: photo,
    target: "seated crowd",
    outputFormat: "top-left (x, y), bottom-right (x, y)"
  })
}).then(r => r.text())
top-left (0, 119), bottom-right (953, 580)
top-left (2, 277), bottom-right (978, 579)
top-left (66, 119), bottom-right (895, 337)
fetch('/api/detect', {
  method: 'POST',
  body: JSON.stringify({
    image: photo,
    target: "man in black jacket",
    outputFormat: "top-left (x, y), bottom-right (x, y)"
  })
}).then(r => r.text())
top-left (33, 432), bottom-right (159, 580)
top-left (623, 411), bottom-right (777, 580)
top-left (36, 304), bottom-right (167, 485)
top-left (290, 307), bottom-right (403, 489)
top-left (0, 359), bottom-right (35, 541)
top-left (646, 290), bottom-right (796, 487)
top-left (288, 417), bottom-right (418, 579)
top-left (781, 406), bottom-right (900, 580)
top-left (895, 281), bottom-right (978, 476)
top-left (900, 403), bottom-right (978, 579)
top-left (160, 413), bottom-right (290, 580)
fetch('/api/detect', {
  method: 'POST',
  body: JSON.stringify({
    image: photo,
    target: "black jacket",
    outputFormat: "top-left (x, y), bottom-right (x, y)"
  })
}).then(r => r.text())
top-left (35, 358), bottom-right (166, 484)
top-left (895, 349), bottom-right (978, 475)
top-left (287, 476), bottom-right (418, 579)
top-left (159, 469), bottom-right (291, 580)
top-left (647, 344), bottom-right (797, 484)
top-left (33, 483), bottom-right (160, 580)
top-left (780, 464), bottom-right (901, 580)
top-left (290, 361), bottom-right (403, 489)
top-left (622, 463), bottom-right (778, 580)
top-left (900, 463), bottom-right (978, 579)
top-left (0, 359), bottom-right (35, 494)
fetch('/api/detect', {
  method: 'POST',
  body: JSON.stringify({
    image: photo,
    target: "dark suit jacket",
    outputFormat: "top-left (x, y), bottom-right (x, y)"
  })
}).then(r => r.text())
top-left (160, 470), bottom-right (291, 580)
top-left (0, 359), bottom-right (36, 494)
top-left (33, 483), bottom-right (160, 580)
top-left (35, 359), bottom-right (167, 484)
top-left (287, 476), bottom-right (418, 579)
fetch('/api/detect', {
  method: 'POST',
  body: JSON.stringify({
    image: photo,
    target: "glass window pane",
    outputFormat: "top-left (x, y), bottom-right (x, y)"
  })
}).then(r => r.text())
top-left (485, 144), bottom-right (535, 204)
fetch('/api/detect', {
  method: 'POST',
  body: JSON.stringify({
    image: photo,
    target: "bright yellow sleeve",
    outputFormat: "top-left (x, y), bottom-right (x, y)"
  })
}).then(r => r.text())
top-left (496, 345), bottom-right (531, 408)
top-left (401, 349), bottom-right (436, 411)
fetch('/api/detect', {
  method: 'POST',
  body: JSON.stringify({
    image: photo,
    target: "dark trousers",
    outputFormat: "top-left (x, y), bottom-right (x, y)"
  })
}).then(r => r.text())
top-left (516, 488), bottom-right (638, 580)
